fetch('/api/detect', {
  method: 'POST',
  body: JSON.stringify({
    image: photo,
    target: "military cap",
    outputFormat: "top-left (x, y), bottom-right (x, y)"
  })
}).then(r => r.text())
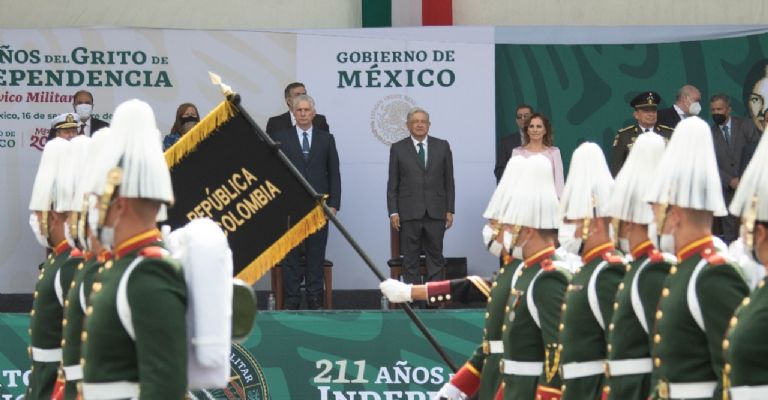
top-left (630, 91), bottom-right (662, 110)
top-left (50, 112), bottom-right (80, 131)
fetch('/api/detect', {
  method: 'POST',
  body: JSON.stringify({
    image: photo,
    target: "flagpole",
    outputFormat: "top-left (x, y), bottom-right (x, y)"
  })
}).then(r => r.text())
top-left (230, 94), bottom-right (459, 373)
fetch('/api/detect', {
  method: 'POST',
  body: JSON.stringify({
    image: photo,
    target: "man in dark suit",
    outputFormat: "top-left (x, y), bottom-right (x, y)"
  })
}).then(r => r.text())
top-left (494, 104), bottom-right (532, 182)
top-left (266, 82), bottom-right (330, 136)
top-left (709, 93), bottom-right (761, 243)
top-left (657, 84), bottom-right (702, 128)
top-left (272, 94), bottom-right (341, 310)
top-left (387, 108), bottom-right (455, 287)
top-left (72, 90), bottom-right (109, 137)
top-left (610, 91), bottom-right (674, 176)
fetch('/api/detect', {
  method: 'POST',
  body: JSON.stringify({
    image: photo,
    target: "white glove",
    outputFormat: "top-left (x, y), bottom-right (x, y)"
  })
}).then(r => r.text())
top-left (434, 382), bottom-right (467, 400)
top-left (379, 279), bottom-right (413, 303)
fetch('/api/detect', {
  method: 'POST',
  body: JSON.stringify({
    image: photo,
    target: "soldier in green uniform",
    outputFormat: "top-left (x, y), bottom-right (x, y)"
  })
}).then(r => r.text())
top-left (610, 91), bottom-right (674, 176)
top-left (645, 116), bottom-right (749, 400)
top-left (494, 155), bottom-right (570, 400)
top-left (722, 126), bottom-right (768, 399)
top-left (603, 132), bottom-right (674, 400)
top-left (58, 130), bottom-right (113, 400)
top-left (557, 142), bottom-right (626, 400)
top-left (26, 137), bottom-right (81, 400)
top-left (80, 99), bottom-right (187, 399)
top-left (380, 156), bottom-right (528, 399)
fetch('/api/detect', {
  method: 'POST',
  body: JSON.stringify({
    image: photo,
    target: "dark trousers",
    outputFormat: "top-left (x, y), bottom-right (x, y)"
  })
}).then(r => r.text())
top-left (714, 189), bottom-right (739, 244)
top-left (283, 225), bottom-right (328, 306)
top-left (400, 214), bottom-right (446, 284)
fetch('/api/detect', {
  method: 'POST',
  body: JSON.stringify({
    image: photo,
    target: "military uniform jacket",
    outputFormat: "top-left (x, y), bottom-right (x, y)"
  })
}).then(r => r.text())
top-left (61, 251), bottom-right (108, 400)
top-left (82, 229), bottom-right (187, 400)
top-left (27, 241), bottom-right (78, 400)
top-left (610, 124), bottom-right (673, 176)
top-left (499, 246), bottom-right (570, 400)
top-left (436, 259), bottom-right (520, 398)
top-left (724, 277), bottom-right (768, 399)
top-left (605, 241), bottom-right (673, 400)
top-left (559, 243), bottom-right (626, 400)
top-left (652, 237), bottom-right (748, 400)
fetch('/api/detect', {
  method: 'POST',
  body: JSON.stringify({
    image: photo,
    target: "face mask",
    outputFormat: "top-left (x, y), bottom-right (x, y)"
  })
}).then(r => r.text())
top-left (619, 238), bottom-right (631, 254)
top-left (482, 224), bottom-right (495, 247)
top-left (503, 231), bottom-right (514, 252)
top-left (489, 241), bottom-right (504, 257)
top-left (78, 213), bottom-right (89, 252)
top-left (29, 213), bottom-right (49, 248)
top-left (712, 113), bottom-right (727, 125)
top-left (648, 222), bottom-right (659, 249)
top-left (180, 115), bottom-right (199, 125)
top-left (688, 101), bottom-right (702, 116)
top-left (660, 234), bottom-right (676, 254)
top-left (75, 104), bottom-right (92, 120)
top-left (558, 223), bottom-right (582, 255)
top-left (99, 218), bottom-right (117, 251)
top-left (64, 221), bottom-right (76, 248)
top-left (87, 196), bottom-right (100, 236)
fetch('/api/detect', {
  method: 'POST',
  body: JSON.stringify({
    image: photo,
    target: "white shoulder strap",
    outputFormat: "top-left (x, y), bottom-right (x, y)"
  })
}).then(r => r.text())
top-left (526, 269), bottom-right (546, 328)
top-left (686, 259), bottom-right (709, 332)
top-left (54, 268), bottom-right (64, 307)
top-left (510, 261), bottom-right (527, 289)
top-left (116, 257), bottom-right (144, 340)
top-left (587, 261), bottom-right (610, 330)
top-left (629, 258), bottom-right (654, 334)
top-left (79, 280), bottom-right (87, 313)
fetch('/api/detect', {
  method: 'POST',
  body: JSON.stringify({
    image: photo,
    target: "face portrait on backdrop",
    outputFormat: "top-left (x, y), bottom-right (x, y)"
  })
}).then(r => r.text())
top-left (743, 60), bottom-right (768, 131)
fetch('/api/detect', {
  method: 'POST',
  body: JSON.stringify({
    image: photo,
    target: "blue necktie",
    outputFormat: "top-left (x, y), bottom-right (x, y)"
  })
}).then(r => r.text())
top-left (302, 132), bottom-right (310, 161)
top-left (417, 142), bottom-right (425, 168)
top-left (722, 125), bottom-right (731, 146)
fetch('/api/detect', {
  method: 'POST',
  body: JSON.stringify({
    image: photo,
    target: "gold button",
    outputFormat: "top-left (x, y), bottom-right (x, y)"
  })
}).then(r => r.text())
top-left (760, 280), bottom-right (766, 289)
top-left (730, 316), bottom-right (738, 328)
top-left (80, 357), bottom-right (85, 367)
top-left (609, 323), bottom-right (615, 331)
top-left (492, 281), bottom-right (498, 288)
top-left (505, 306), bottom-right (510, 312)
top-left (656, 310), bottom-right (663, 320)
top-left (724, 363), bottom-right (732, 374)
top-left (654, 358), bottom-right (661, 367)
top-left (27, 328), bottom-right (31, 335)
top-left (625, 265), bottom-right (631, 272)
top-left (502, 324), bottom-right (507, 332)
top-left (70, 281), bottom-right (76, 289)
top-left (558, 344), bottom-right (563, 351)
top-left (662, 288), bottom-right (670, 297)
top-left (61, 339), bottom-right (66, 347)
top-left (607, 344), bottom-right (612, 352)
top-left (33, 291), bottom-right (38, 299)
top-left (64, 300), bottom-right (69, 308)
top-left (437, 295), bottom-right (444, 301)
top-left (485, 312), bottom-right (490, 319)
top-left (92, 282), bottom-right (102, 293)
top-left (30, 310), bottom-right (35, 316)
top-left (742, 298), bottom-right (751, 306)
top-left (446, 294), bottom-right (451, 301)
top-left (105, 260), bottom-right (113, 270)
top-left (78, 262), bottom-right (84, 270)
top-left (98, 267), bottom-right (104, 273)
top-left (430, 297), bottom-right (436, 302)
top-left (670, 266), bottom-right (678, 275)
top-left (559, 323), bottom-right (564, 331)
top-left (48, 254), bottom-right (53, 260)
top-left (613, 302), bottom-right (619, 311)
top-left (62, 318), bottom-right (68, 327)
top-left (618, 283), bottom-right (625, 291)
top-left (561, 303), bottom-right (567, 312)
top-left (561, 384), bottom-right (566, 392)
top-left (81, 331), bottom-right (87, 341)
top-left (517, 271), bottom-right (523, 277)
top-left (723, 339), bottom-right (730, 350)
top-left (654, 334), bottom-right (661, 344)
top-left (86, 306), bottom-right (93, 316)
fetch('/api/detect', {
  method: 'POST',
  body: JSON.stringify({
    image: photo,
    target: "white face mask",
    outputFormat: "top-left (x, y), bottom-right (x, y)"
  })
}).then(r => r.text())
top-left (489, 240), bottom-right (504, 257)
top-left (482, 224), bottom-right (495, 247)
top-left (75, 104), bottom-right (93, 121)
top-left (688, 100), bottom-right (702, 116)
top-left (29, 213), bottom-right (49, 248)
top-left (99, 222), bottom-right (116, 251)
top-left (558, 223), bottom-right (582, 255)
top-left (87, 195), bottom-right (100, 237)
top-left (503, 230), bottom-right (514, 253)
top-left (648, 222), bottom-right (659, 249)
top-left (619, 238), bottom-right (631, 254)
top-left (660, 233), bottom-right (676, 254)
top-left (64, 220), bottom-right (76, 248)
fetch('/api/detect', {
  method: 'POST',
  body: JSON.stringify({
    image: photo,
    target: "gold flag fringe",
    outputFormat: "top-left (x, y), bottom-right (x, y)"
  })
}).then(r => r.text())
top-left (165, 100), bottom-right (238, 168)
top-left (235, 205), bottom-right (328, 284)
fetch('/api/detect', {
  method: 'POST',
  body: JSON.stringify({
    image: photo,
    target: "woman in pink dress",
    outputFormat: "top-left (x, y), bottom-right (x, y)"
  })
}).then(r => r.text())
top-left (512, 113), bottom-right (565, 197)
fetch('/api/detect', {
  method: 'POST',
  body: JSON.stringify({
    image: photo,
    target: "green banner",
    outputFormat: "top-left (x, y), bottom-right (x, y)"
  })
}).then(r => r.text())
top-left (496, 33), bottom-right (768, 168)
top-left (0, 310), bottom-right (482, 399)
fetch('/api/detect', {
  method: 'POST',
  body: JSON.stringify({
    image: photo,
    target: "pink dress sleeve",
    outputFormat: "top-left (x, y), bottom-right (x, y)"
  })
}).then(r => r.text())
top-left (550, 147), bottom-right (565, 198)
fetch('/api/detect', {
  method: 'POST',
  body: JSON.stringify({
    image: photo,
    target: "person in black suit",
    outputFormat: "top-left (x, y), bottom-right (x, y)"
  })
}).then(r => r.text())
top-left (657, 84), bottom-right (702, 128)
top-left (72, 90), bottom-right (109, 136)
top-left (709, 93), bottom-right (761, 243)
top-left (272, 94), bottom-right (341, 310)
top-left (494, 104), bottom-right (532, 182)
top-left (387, 108), bottom-right (455, 287)
top-left (266, 82), bottom-right (330, 136)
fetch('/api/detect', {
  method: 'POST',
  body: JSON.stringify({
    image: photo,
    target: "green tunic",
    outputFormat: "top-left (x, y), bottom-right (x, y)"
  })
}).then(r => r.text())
top-left (605, 245), bottom-right (672, 400)
top-left (82, 237), bottom-right (187, 400)
top-left (61, 255), bottom-right (102, 400)
top-left (559, 246), bottom-right (626, 400)
top-left (500, 251), bottom-right (570, 400)
top-left (724, 277), bottom-right (768, 395)
top-left (27, 244), bottom-right (79, 400)
top-left (651, 238), bottom-right (748, 400)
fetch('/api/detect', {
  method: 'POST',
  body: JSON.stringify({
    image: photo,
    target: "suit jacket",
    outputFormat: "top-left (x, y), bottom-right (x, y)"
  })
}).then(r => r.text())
top-left (272, 126), bottom-right (341, 209)
top-left (387, 135), bottom-right (455, 221)
top-left (657, 106), bottom-right (682, 129)
top-left (266, 111), bottom-right (330, 136)
top-left (494, 132), bottom-right (522, 183)
top-left (91, 117), bottom-right (109, 135)
top-left (711, 115), bottom-right (760, 190)
top-left (610, 123), bottom-right (673, 177)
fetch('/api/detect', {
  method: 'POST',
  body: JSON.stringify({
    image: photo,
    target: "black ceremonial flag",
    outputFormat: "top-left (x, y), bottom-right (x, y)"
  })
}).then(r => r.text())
top-left (164, 100), bottom-right (326, 284)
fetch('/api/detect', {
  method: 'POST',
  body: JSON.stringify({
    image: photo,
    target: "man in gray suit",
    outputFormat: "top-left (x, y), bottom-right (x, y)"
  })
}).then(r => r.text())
top-left (387, 108), bottom-right (455, 287)
top-left (709, 93), bottom-right (761, 243)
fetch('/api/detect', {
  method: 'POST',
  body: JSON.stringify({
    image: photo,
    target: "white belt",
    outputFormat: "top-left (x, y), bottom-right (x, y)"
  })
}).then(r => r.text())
top-left (606, 358), bottom-right (652, 377)
top-left (730, 384), bottom-right (768, 400)
top-left (561, 360), bottom-right (605, 379)
top-left (63, 364), bottom-right (82, 381)
top-left (501, 360), bottom-right (543, 376)
top-left (31, 347), bottom-right (62, 362)
top-left (485, 340), bottom-right (503, 354)
top-left (667, 381), bottom-right (717, 399)
top-left (81, 381), bottom-right (139, 399)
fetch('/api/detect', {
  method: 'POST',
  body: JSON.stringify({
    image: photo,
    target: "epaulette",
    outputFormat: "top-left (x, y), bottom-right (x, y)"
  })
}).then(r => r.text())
top-left (618, 125), bottom-right (634, 133)
top-left (648, 250), bottom-right (677, 265)
top-left (602, 252), bottom-right (627, 265)
top-left (70, 248), bottom-right (83, 258)
top-left (139, 246), bottom-right (168, 259)
top-left (541, 260), bottom-right (572, 280)
top-left (657, 124), bottom-right (674, 131)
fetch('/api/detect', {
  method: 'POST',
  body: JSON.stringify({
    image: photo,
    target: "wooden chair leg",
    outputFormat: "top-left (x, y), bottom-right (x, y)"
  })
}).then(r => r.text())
top-left (324, 265), bottom-right (333, 309)
top-left (273, 266), bottom-right (284, 310)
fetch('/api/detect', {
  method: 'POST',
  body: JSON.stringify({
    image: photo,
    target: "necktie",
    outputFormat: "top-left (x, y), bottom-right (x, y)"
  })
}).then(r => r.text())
top-left (302, 132), bottom-right (310, 161)
top-left (79, 124), bottom-right (85, 136)
top-left (644, 128), bottom-right (650, 133)
top-left (417, 142), bottom-right (426, 168)
top-left (722, 125), bottom-right (730, 146)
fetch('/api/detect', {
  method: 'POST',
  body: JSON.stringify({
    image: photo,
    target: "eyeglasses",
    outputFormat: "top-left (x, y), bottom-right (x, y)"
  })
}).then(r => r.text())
top-left (516, 114), bottom-right (531, 119)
